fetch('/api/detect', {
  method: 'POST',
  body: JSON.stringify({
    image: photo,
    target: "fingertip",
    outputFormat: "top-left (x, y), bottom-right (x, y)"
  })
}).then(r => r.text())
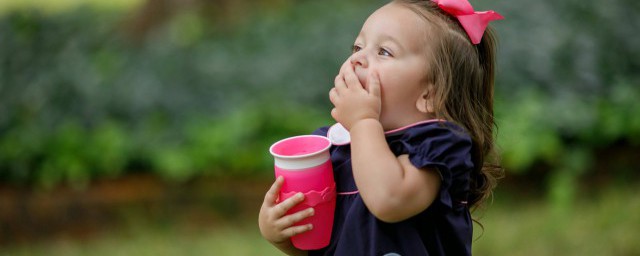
top-left (270, 176), bottom-right (284, 192)
top-left (339, 59), bottom-right (350, 73)
top-left (368, 72), bottom-right (381, 95)
top-left (369, 71), bottom-right (379, 83)
top-left (329, 88), bottom-right (337, 101)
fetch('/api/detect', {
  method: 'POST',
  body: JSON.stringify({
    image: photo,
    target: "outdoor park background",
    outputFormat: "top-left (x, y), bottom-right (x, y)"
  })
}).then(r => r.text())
top-left (1, 0), bottom-right (639, 255)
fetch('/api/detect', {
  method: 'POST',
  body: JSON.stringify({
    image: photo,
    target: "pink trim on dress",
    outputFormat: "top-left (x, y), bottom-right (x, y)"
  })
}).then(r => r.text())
top-left (337, 191), bottom-right (359, 195)
top-left (383, 119), bottom-right (446, 135)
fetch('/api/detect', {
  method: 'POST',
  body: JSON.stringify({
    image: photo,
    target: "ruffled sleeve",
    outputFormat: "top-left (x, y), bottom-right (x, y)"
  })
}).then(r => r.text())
top-left (389, 122), bottom-right (474, 209)
top-left (312, 126), bottom-right (329, 136)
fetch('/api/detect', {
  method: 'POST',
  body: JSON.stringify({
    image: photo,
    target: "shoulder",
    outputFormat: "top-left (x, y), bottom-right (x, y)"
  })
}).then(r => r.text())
top-left (389, 120), bottom-right (474, 172)
top-left (391, 120), bottom-right (473, 151)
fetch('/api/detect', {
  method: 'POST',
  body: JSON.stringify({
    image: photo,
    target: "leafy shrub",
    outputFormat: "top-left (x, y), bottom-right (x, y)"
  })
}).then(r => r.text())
top-left (0, 0), bottom-right (638, 193)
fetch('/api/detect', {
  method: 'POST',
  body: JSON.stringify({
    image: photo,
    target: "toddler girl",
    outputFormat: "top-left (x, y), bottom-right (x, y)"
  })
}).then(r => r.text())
top-left (259, 0), bottom-right (503, 255)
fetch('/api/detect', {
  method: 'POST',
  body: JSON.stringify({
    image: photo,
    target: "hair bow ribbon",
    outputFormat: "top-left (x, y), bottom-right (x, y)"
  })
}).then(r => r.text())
top-left (432, 0), bottom-right (503, 44)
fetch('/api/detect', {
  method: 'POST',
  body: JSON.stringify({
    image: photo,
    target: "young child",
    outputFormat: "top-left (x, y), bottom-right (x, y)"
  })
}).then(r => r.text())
top-left (259, 0), bottom-right (503, 255)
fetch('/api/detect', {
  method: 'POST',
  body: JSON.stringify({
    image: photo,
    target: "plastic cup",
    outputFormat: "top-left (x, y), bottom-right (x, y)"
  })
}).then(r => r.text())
top-left (269, 135), bottom-right (336, 250)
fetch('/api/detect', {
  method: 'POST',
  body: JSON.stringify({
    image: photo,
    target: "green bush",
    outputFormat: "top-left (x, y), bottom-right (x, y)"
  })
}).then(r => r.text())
top-left (0, 0), bottom-right (638, 192)
top-left (145, 102), bottom-right (331, 182)
top-left (0, 1), bottom-right (366, 186)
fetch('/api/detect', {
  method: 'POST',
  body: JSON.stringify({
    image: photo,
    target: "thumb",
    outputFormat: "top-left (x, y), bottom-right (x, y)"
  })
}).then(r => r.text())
top-left (367, 72), bottom-right (381, 97)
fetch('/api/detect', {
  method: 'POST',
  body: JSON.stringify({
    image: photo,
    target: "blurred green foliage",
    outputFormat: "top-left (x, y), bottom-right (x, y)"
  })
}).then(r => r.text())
top-left (0, 0), bottom-right (364, 188)
top-left (0, 0), bottom-right (639, 195)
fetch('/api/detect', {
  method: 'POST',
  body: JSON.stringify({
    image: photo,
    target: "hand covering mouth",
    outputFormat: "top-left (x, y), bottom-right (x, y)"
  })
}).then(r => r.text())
top-left (355, 70), bottom-right (368, 90)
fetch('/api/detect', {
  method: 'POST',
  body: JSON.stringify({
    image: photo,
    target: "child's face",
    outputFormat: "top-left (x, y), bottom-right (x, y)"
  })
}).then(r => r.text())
top-left (350, 2), bottom-right (433, 130)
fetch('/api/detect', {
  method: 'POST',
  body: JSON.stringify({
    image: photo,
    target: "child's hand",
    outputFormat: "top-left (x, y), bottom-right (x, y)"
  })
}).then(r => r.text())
top-left (258, 176), bottom-right (315, 246)
top-left (329, 60), bottom-right (381, 130)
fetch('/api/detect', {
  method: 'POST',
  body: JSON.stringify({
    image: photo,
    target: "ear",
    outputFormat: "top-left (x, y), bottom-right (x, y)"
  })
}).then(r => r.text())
top-left (416, 84), bottom-right (434, 114)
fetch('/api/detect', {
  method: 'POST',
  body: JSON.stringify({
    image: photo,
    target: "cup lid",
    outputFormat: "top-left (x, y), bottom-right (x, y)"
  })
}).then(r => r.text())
top-left (327, 123), bottom-right (351, 146)
top-left (270, 135), bottom-right (332, 169)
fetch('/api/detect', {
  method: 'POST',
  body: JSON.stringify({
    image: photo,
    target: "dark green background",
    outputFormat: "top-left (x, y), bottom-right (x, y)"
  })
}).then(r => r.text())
top-left (1, 0), bottom-right (638, 197)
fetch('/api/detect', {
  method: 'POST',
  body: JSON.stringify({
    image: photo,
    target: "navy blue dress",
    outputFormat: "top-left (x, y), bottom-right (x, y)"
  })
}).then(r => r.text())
top-left (309, 121), bottom-right (475, 256)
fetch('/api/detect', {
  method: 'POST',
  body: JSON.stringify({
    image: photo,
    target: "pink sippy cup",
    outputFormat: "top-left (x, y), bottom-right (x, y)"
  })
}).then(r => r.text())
top-left (269, 135), bottom-right (336, 250)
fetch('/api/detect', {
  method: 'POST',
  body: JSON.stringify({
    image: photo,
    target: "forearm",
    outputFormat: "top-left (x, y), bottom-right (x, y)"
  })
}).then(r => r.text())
top-left (349, 119), bottom-right (407, 216)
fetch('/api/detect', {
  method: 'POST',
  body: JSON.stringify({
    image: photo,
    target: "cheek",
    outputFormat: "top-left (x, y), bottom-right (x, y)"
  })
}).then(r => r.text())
top-left (378, 71), bottom-right (403, 92)
top-left (379, 71), bottom-right (425, 104)
top-left (373, 65), bottom-right (422, 96)
top-left (377, 74), bottom-right (404, 105)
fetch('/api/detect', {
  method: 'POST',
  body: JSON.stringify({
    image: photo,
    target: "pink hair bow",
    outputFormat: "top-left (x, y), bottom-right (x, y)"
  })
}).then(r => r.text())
top-left (432, 0), bottom-right (504, 44)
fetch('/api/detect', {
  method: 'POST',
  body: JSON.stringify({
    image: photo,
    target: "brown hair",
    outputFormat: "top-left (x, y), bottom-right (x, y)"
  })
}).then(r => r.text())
top-left (394, 0), bottom-right (503, 211)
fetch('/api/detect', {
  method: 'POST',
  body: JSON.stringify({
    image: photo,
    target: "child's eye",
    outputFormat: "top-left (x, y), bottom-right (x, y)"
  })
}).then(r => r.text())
top-left (378, 48), bottom-right (392, 57)
top-left (352, 45), bottom-right (362, 53)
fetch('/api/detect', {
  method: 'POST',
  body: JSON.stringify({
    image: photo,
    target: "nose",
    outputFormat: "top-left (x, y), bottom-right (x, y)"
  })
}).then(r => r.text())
top-left (350, 49), bottom-right (368, 68)
top-left (349, 50), bottom-right (369, 87)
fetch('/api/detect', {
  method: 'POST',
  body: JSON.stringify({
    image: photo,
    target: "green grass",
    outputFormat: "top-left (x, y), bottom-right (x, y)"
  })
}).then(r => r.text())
top-left (474, 183), bottom-right (640, 255)
top-left (1, 222), bottom-right (281, 256)
top-left (2, 183), bottom-right (639, 256)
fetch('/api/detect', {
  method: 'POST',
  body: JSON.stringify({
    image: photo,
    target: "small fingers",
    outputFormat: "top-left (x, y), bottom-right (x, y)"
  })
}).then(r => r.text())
top-left (275, 192), bottom-right (305, 217)
top-left (329, 87), bottom-right (339, 104)
top-left (282, 223), bottom-right (313, 238)
top-left (263, 176), bottom-right (284, 207)
top-left (277, 207), bottom-right (314, 228)
top-left (338, 59), bottom-right (354, 88)
top-left (339, 58), bottom-right (351, 76)
top-left (331, 108), bottom-right (339, 121)
top-left (367, 71), bottom-right (381, 97)
top-left (343, 64), bottom-right (361, 89)
top-left (334, 73), bottom-right (347, 91)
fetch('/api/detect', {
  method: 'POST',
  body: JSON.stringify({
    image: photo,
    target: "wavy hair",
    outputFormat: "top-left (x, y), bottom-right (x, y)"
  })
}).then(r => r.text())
top-left (394, 0), bottom-right (504, 211)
